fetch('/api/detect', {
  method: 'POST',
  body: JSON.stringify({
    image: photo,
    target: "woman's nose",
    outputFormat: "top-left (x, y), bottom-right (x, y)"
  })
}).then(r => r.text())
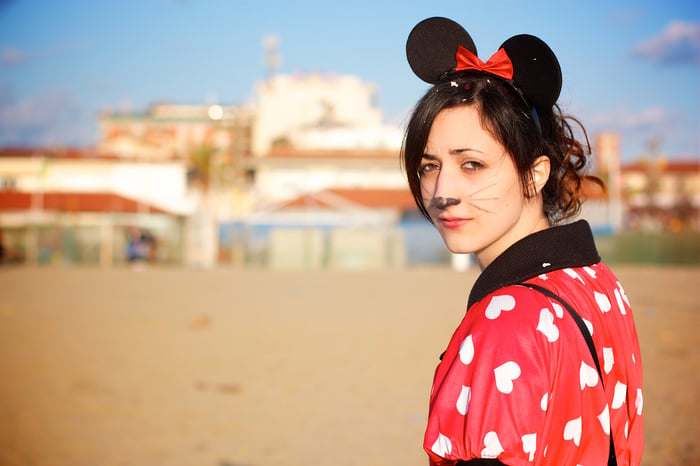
top-left (432, 196), bottom-right (460, 209)
top-left (430, 169), bottom-right (461, 209)
top-left (435, 165), bottom-right (458, 195)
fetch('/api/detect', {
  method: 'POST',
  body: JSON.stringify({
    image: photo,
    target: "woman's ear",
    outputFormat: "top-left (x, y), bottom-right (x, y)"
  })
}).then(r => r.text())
top-left (528, 155), bottom-right (550, 197)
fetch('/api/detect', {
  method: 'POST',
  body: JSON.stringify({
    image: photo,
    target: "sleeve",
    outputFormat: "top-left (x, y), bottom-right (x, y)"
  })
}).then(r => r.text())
top-left (423, 286), bottom-right (595, 466)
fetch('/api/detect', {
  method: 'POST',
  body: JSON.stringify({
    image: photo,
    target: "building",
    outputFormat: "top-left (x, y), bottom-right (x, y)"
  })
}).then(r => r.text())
top-left (3, 74), bottom-right (697, 269)
top-left (222, 146), bottom-right (418, 268)
top-left (251, 73), bottom-right (393, 156)
top-left (99, 103), bottom-right (253, 160)
top-left (621, 158), bottom-right (700, 231)
top-left (1, 72), bottom-right (411, 268)
top-left (587, 133), bottom-right (699, 233)
top-left (0, 148), bottom-right (189, 266)
top-left (216, 72), bottom-right (415, 268)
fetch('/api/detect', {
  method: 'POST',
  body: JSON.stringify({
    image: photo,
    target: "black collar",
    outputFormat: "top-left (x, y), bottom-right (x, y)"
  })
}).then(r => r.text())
top-left (467, 220), bottom-right (600, 308)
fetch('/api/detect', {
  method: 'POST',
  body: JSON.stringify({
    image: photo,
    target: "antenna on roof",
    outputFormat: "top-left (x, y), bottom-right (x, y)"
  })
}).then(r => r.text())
top-left (263, 34), bottom-right (281, 80)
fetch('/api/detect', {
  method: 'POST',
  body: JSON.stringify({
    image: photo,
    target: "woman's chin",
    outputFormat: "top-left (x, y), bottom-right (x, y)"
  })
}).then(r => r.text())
top-left (442, 240), bottom-right (474, 255)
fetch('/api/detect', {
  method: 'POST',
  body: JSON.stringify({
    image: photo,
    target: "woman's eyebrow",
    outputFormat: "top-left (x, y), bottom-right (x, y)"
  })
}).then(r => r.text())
top-left (422, 147), bottom-right (485, 158)
top-left (450, 147), bottom-right (484, 155)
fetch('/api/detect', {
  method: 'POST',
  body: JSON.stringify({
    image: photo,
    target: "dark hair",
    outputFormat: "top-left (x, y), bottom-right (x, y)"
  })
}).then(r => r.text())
top-left (401, 72), bottom-right (603, 224)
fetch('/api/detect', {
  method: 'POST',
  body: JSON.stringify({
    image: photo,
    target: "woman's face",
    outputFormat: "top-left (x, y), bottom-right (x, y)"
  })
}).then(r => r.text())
top-left (420, 105), bottom-right (548, 269)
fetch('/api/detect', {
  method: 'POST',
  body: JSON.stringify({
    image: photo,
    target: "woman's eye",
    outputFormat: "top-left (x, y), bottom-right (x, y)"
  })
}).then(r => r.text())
top-left (419, 163), bottom-right (439, 175)
top-left (462, 160), bottom-right (483, 171)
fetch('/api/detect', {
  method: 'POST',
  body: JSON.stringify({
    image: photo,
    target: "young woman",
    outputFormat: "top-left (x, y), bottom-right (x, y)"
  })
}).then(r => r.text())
top-left (402, 17), bottom-right (643, 465)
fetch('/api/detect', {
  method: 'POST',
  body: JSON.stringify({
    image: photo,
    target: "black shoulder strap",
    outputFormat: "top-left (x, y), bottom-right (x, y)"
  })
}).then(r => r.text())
top-left (520, 282), bottom-right (617, 466)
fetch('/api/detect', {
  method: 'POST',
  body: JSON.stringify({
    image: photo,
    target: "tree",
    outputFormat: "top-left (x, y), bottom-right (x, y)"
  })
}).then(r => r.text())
top-left (187, 143), bottom-right (217, 190)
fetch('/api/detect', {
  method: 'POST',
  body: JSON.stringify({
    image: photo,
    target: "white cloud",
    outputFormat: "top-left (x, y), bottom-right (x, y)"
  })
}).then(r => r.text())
top-left (0, 90), bottom-right (94, 147)
top-left (587, 105), bottom-right (696, 160)
top-left (633, 21), bottom-right (700, 65)
top-left (589, 106), bottom-right (674, 132)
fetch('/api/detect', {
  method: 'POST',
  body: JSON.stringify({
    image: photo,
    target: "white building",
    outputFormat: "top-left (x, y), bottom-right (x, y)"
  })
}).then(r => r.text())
top-left (252, 73), bottom-right (401, 156)
top-left (1, 72), bottom-right (423, 269)
top-left (98, 103), bottom-right (254, 162)
top-left (0, 150), bottom-right (193, 266)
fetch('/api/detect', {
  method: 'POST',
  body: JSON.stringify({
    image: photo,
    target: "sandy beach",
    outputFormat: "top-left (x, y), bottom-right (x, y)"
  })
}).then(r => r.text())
top-left (0, 265), bottom-right (698, 466)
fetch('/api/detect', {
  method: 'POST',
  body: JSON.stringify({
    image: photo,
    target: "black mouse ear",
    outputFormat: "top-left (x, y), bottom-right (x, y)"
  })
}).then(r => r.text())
top-left (499, 34), bottom-right (562, 110)
top-left (406, 17), bottom-right (477, 84)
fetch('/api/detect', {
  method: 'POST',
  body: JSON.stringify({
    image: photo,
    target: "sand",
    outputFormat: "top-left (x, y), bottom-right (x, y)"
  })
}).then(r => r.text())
top-left (0, 265), bottom-right (698, 466)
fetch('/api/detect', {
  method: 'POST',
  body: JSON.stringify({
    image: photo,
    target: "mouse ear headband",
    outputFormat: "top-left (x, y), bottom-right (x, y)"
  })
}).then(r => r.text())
top-left (406, 17), bottom-right (562, 111)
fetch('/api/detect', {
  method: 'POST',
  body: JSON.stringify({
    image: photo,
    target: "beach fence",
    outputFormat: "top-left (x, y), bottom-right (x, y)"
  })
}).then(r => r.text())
top-left (0, 216), bottom-right (447, 270)
top-left (0, 214), bottom-right (183, 267)
top-left (236, 225), bottom-right (407, 270)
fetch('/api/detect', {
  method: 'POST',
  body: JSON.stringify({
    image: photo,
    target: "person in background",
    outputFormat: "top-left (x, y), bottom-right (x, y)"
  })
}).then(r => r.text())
top-left (401, 17), bottom-right (643, 465)
top-left (126, 227), bottom-right (156, 263)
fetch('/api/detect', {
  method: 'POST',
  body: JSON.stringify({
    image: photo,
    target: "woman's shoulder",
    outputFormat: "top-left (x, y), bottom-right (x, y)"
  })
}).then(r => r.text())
top-left (522, 264), bottom-right (631, 315)
top-left (531, 263), bottom-right (621, 289)
top-left (464, 283), bottom-right (563, 340)
top-left (469, 282), bottom-right (557, 317)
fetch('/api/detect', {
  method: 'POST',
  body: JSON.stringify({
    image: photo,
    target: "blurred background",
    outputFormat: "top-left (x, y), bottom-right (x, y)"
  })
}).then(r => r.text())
top-left (0, 1), bottom-right (699, 466)
top-left (0, 0), bottom-right (698, 268)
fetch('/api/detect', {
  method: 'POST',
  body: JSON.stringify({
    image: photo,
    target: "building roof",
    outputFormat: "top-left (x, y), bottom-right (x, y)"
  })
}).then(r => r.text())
top-left (0, 147), bottom-right (130, 160)
top-left (623, 160), bottom-right (699, 174)
top-left (281, 185), bottom-right (611, 210)
top-left (266, 146), bottom-right (400, 159)
top-left (0, 147), bottom-right (93, 158)
top-left (0, 192), bottom-right (176, 215)
top-left (280, 187), bottom-right (416, 210)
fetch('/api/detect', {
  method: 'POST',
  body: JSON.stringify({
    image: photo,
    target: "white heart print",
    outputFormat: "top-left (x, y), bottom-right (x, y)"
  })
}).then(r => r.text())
top-left (603, 347), bottom-right (614, 374)
top-left (617, 281), bottom-right (630, 307)
top-left (456, 385), bottom-right (471, 415)
top-left (522, 433), bottom-right (537, 461)
top-left (595, 291), bottom-right (612, 313)
top-left (481, 431), bottom-right (504, 458)
top-left (536, 308), bottom-right (559, 342)
top-left (615, 288), bottom-right (627, 315)
top-left (598, 404), bottom-right (611, 435)
top-left (485, 295), bottom-right (516, 319)
top-left (459, 335), bottom-right (474, 364)
top-left (431, 433), bottom-right (452, 457)
top-left (551, 301), bottom-right (564, 318)
top-left (579, 361), bottom-right (599, 390)
top-left (564, 268), bottom-right (585, 284)
top-left (563, 417), bottom-right (582, 446)
top-left (636, 388), bottom-right (644, 415)
top-left (612, 381), bottom-right (627, 409)
top-left (494, 361), bottom-right (521, 394)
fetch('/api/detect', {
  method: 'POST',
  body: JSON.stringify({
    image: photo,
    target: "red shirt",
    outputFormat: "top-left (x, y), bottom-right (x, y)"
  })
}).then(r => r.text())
top-left (423, 222), bottom-right (644, 465)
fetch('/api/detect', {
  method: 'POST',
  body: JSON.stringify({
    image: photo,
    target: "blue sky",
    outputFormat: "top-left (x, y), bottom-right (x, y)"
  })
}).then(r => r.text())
top-left (0, 0), bottom-right (698, 162)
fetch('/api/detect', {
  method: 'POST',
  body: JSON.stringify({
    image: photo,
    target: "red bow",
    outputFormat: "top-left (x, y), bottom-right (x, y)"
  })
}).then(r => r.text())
top-left (455, 45), bottom-right (514, 80)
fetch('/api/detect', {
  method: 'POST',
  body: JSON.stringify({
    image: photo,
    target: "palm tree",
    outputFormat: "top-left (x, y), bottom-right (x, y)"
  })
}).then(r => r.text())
top-left (187, 143), bottom-right (217, 191)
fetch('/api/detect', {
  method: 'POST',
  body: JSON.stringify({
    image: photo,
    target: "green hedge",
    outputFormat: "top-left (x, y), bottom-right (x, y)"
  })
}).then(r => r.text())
top-left (595, 231), bottom-right (700, 265)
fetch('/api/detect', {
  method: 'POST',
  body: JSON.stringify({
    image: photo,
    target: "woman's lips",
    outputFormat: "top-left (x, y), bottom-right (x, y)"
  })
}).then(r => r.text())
top-left (438, 216), bottom-right (469, 229)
